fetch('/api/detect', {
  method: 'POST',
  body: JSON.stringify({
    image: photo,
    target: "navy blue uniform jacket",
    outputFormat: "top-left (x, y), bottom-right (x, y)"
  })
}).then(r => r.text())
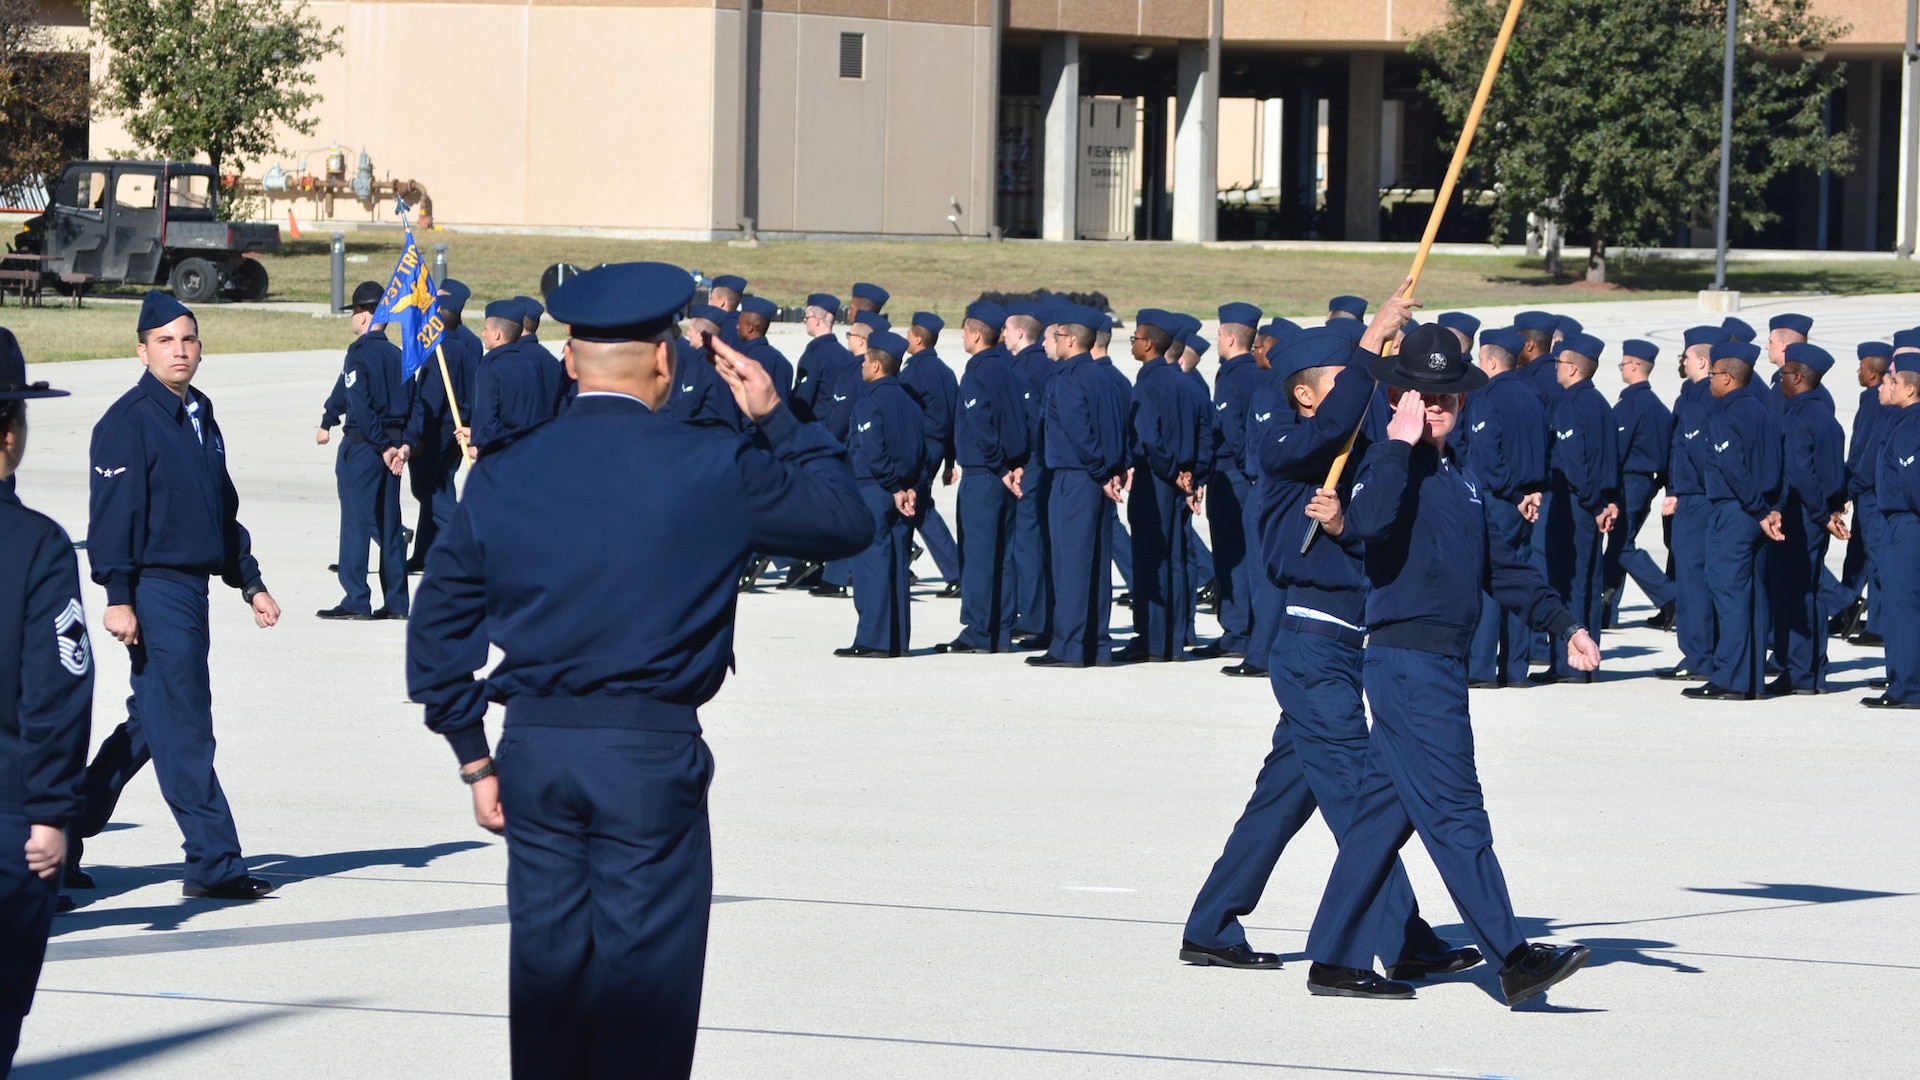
top-left (1130, 358), bottom-right (1211, 484)
top-left (1548, 380), bottom-right (1621, 514)
top-left (1010, 343), bottom-right (1051, 460)
top-left (1780, 389), bottom-right (1847, 521)
top-left (470, 342), bottom-right (555, 451)
top-left (342, 329), bottom-right (415, 450)
top-left (1258, 365), bottom-right (1373, 626)
top-left (405, 324), bottom-right (481, 451)
top-left (405, 398), bottom-right (872, 763)
top-left (1043, 353), bottom-right (1128, 479)
top-left (791, 335), bottom-right (858, 436)
top-left (0, 487), bottom-right (92, 825)
top-left (1213, 353), bottom-right (1262, 480)
top-left (900, 349), bottom-right (959, 475)
top-left (741, 337), bottom-right (794, 401)
top-left (1847, 386), bottom-right (1891, 502)
top-left (1613, 381), bottom-right (1672, 480)
top-left (666, 339), bottom-right (743, 431)
top-left (1667, 379), bottom-right (1712, 498)
top-left (851, 377), bottom-right (930, 492)
top-left (1704, 384), bottom-right (1784, 519)
top-left (89, 372), bottom-right (265, 608)
top-left (1454, 370), bottom-right (1547, 503)
top-left (1876, 406), bottom-right (1920, 515)
top-left (954, 347), bottom-right (1030, 474)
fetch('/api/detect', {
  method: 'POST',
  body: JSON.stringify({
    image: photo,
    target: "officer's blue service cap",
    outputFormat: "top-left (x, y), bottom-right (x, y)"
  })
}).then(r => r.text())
top-left (1260, 318), bottom-right (1302, 344)
top-left (1055, 303), bottom-right (1103, 330)
top-left (0, 326), bottom-right (67, 400)
top-left (1513, 310), bottom-right (1557, 334)
top-left (865, 329), bottom-right (909, 359)
top-left (1557, 332), bottom-right (1606, 361)
top-left (437, 279), bottom-right (471, 314)
top-left (1683, 325), bottom-right (1730, 348)
top-left (687, 304), bottom-right (727, 324)
top-left (1621, 339), bottom-right (1659, 362)
top-left (1218, 302), bottom-right (1263, 328)
top-left (710, 274), bottom-right (747, 293)
top-left (1769, 313), bottom-right (1813, 336)
top-left (1368, 324), bottom-right (1488, 393)
top-left (853, 309), bottom-right (891, 331)
top-left (740, 296), bottom-right (778, 318)
top-left (1784, 342), bottom-right (1834, 376)
top-left (484, 299), bottom-right (521, 321)
top-left (1277, 328), bottom-right (1355, 380)
top-left (1328, 295), bottom-right (1368, 318)
top-left (515, 295), bottom-right (544, 320)
top-left (544, 261), bottom-right (696, 343)
top-left (1721, 316), bottom-right (1755, 341)
top-left (1894, 328), bottom-right (1920, 351)
top-left (1186, 334), bottom-right (1211, 358)
top-left (1479, 327), bottom-right (1525, 357)
top-left (1436, 312), bottom-right (1480, 340)
top-left (852, 282), bottom-right (890, 309)
top-left (806, 293), bottom-right (840, 313)
top-left (1710, 341), bottom-right (1763, 365)
top-left (965, 300), bottom-right (1006, 327)
top-left (911, 311), bottom-right (943, 335)
top-left (1135, 308), bottom-right (1180, 334)
top-left (138, 289), bottom-right (194, 332)
top-left (1555, 314), bottom-right (1584, 336)
top-left (1859, 341), bottom-right (1893, 360)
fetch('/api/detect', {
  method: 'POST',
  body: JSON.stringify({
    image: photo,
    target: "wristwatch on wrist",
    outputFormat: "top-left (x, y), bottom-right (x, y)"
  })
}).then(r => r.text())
top-left (460, 760), bottom-right (497, 785)
top-left (243, 584), bottom-right (266, 603)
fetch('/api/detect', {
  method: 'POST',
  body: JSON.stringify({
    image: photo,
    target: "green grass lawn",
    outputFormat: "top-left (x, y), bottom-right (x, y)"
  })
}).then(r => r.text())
top-left (3, 303), bottom-right (350, 363)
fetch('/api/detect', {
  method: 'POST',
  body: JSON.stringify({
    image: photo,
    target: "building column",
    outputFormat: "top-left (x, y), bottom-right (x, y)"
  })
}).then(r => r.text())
top-left (1040, 33), bottom-right (1080, 241)
top-left (1173, 40), bottom-right (1218, 242)
top-left (1344, 51), bottom-right (1384, 242)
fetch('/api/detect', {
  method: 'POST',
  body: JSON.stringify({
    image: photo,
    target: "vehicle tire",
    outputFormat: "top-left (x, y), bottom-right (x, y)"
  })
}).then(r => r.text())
top-left (169, 257), bottom-right (220, 305)
top-left (226, 258), bottom-right (269, 302)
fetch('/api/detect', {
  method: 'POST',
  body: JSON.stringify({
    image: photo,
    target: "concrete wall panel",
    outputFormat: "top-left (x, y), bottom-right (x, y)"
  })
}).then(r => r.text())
top-left (882, 21), bottom-right (990, 234)
top-left (788, 15), bottom-right (889, 232)
top-left (1139, 0), bottom-right (1206, 40)
top-left (754, 12), bottom-right (803, 231)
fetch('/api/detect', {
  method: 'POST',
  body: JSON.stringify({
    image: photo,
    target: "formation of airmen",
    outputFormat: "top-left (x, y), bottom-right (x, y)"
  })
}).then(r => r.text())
top-left (2, 256), bottom-right (1916, 1076)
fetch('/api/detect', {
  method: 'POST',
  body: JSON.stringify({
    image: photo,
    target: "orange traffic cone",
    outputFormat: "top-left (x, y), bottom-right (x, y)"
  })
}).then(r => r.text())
top-left (287, 209), bottom-right (302, 239)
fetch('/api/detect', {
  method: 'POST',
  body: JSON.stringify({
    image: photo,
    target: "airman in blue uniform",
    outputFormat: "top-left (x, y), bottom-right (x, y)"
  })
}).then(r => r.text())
top-left (73, 292), bottom-right (282, 899)
top-left (319, 281), bottom-right (415, 620)
top-left (1120, 310), bottom-right (1211, 662)
top-left (1302, 325), bottom-right (1598, 1006)
top-left (1765, 342), bottom-right (1848, 695)
top-left (1865, 348), bottom-right (1920, 708)
top-left (1224, 319), bottom-right (1301, 679)
top-left (736, 295), bottom-right (793, 399)
top-left (838, 329), bottom-right (929, 658)
top-left (901, 312), bottom-right (962, 592)
top-left (1763, 313), bottom-right (1814, 414)
top-left (791, 293), bottom-right (857, 434)
top-left (1602, 339), bottom-right (1674, 628)
top-left (1004, 304), bottom-right (1053, 647)
top-left (1539, 332), bottom-right (1619, 683)
top-left (937, 301), bottom-right (1030, 653)
top-left (1823, 341), bottom-right (1894, 640)
top-left (1456, 326), bottom-right (1547, 688)
top-left (468, 298), bottom-right (553, 453)
top-left (708, 273), bottom-right (747, 346)
top-left (667, 306), bottom-right (745, 431)
top-left (850, 281), bottom-right (889, 316)
top-left (1722, 317), bottom-right (1755, 343)
top-left (404, 278), bottom-right (479, 569)
top-left (406, 262), bottom-right (870, 1078)
top-left (1655, 326), bottom-right (1726, 681)
top-left (1199, 302), bottom-right (1264, 660)
top-left (0, 339), bottom-right (91, 1068)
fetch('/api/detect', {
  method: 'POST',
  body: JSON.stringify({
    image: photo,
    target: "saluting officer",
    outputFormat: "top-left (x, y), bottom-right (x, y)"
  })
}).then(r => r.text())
top-left (837, 329), bottom-right (929, 659)
top-left (1825, 341), bottom-right (1894, 640)
top-left (319, 281), bottom-right (414, 620)
top-left (1302, 325), bottom-right (1598, 1007)
top-left (901, 312), bottom-right (963, 593)
top-left (1201, 302), bottom-right (1264, 659)
top-left (1540, 333), bottom-right (1619, 683)
top-left (1602, 339), bottom-right (1675, 628)
top-left (1456, 326), bottom-right (1547, 688)
top-left (1766, 343), bottom-right (1848, 695)
top-left (0, 339), bottom-right (91, 1069)
top-left (404, 279), bottom-right (479, 570)
top-left (1866, 349), bottom-right (1920, 709)
top-left (406, 262), bottom-right (870, 1078)
top-left (73, 292), bottom-right (281, 899)
top-left (1656, 326), bottom-right (1725, 681)
top-left (937, 301), bottom-right (1031, 653)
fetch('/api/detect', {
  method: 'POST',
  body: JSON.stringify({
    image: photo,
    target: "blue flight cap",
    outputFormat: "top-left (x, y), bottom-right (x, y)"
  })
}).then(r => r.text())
top-left (1186, 334), bottom-right (1210, 358)
top-left (1324, 318), bottom-right (1366, 343)
top-left (1621, 339), bottom-right (1659, 363)
top-left (543, 261), bottom-right (695, 343)
top-left (1277, 328), bottom-right (1355, 380)
top-left (0, 326), bottom-right (67, 399)
top-left (740, 296), bottom-right (778, 318)
top-left (138, 289), bottom-right (194, 333)
top-left (687, 304), bottom-right (727, 324)
top-left (1859, 341), bottom-right (1893, 360)
top-left (1098, 314), bottom-right (1115, 334)
top-left (1055, 303), bottom-right (1102, 330)
top-left (865, 329), bottom-right (909, 360)
top-left (438, 279), bottom-right (471, 314)
top-left (1135, 308), bottom-right (1180, 334)
top-left (1479, 327), bottom-right (1525, 357)
top-left (484, 299), bottom-right (521, 321)
top-left (1721, 317), bottom-right (1755, 342)
top-left (1436, 312), bottom-right (1480, 340)
top-left (806, 293), bottom-right (840, 313)
top-left (1259, 318), bottom-right (1300, 340)
top-left (1770, 313), bottom-right (1813, 337)
top-left (514, 296), bottom-right (544, 325)
top-left (1555, 314), bottom-right (1583, 337)
top-left (1513, 310), bottom-right (1556, 334)
top-left (1784, 342), bottom-right (1833, 376)
top-left (911, 311), bottom-right (944, 336)
top-left (965, 300), bottom-right (1006, 328)
top-left (1558, 332), bottom-right (1606, 361)
top-left (1174, 313), bottom-right (1202, 336)
top-left (1328, 295), bottom-right (1367, 319)
top-left (1710, 341), bottom-right (1763, 365)
top-left (853, 309), bottom-right (891, 332)
top-left (852, 282), bottom-right (890, 310)
top-left (1683, 325), bottom-right (1730, 349)
top-left (709, 274), bottom-right (747, 294)
top-left (1217, 302), bottom-right (1263, 328)
top-left (1894, 328), bottom-right (1920, 351)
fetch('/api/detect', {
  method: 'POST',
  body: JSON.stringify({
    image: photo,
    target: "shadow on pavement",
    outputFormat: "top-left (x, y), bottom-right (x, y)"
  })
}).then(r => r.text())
top-left (13, 1009), bottom-right (294, 1079)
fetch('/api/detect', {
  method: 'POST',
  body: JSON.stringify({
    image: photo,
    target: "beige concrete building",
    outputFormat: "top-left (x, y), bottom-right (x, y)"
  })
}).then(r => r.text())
top-left (33, 0), bottom-right (1920, 249)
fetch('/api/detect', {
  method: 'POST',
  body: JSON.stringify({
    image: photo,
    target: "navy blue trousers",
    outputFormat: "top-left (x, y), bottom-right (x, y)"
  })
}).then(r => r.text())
top-left (1186, 520), bottom-right (1214, 587)
top-left (1110, 514), bottom-right (1134, 591)
top-left (1046, 471), bottom-right (1113, 666)
top-left (1704, 502), bottom-right (1771, 696)
top-left (1307, 646), bottom-right (1527, 971)
top-left (851, 484), bottom-right (912, 654)
top-left (1012, 462), bottom-right (1051, 636)
top-left (1604, 473), bottom-right (1675, 619)
top-left (913, 502), bottom-right (960, 582)
top-left (1671, 495), bottom-right (1716, 671)
top-left (1527, 491), bottom-right (1554, 663)
top-left (336, 440), bottom-right (409, 616)
top-left (1183, 625), bottom-right (1444, 962)
top-left (407, 438), bottom-right (462, 559)
top-left (497, 724), bottom-right (714, 1080)
top-left (1767, 508), bottom-right (1831, 691)
top-left (1128, 472), bottom-right (1191, 660)
top-left (955, 471), bottom-right (1017, 651)
top-left (1821, 497), bottom-right (1880, 631)
top-left (80, 574), bottom-right (246, 888)
top-left (1545, 490), bottom-right (1603, 681)
top-left (1879, 513), bottom-right (1920, 704)
top-left (1470, 498), bottom-right (1532, 686)
top-left (1208, 470), bottom-right (1253, 651)
top-left (1242, 487), bottom-right (1280, 672)
top-left (0, 813), bottom-right (56, 1073)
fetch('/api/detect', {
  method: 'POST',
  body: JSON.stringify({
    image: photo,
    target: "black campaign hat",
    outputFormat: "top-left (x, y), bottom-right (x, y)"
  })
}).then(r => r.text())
top-left (0, 328), bottom-right (68, 400)
top-left (1367, 324), bottom-right (1488, 394)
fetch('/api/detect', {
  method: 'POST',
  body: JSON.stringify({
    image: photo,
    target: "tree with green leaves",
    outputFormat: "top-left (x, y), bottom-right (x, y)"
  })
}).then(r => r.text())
top-left (88, 0), bottom-right (341, 182)
top-left (0, 0), bottom-right (89, 206)
top-left (1412, 0), bottom-right (1852, 282)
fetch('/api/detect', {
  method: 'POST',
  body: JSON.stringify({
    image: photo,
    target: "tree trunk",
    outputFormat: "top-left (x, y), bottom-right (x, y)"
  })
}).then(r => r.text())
top-left (1586, 233), bottom-right (1607, 284)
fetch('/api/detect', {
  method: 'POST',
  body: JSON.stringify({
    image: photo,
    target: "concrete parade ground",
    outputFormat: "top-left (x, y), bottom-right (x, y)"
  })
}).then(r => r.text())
top-left (8, 291), bottom-right (1920, 1077)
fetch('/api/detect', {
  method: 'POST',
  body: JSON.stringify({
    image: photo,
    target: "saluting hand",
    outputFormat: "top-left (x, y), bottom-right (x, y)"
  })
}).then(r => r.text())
top-left (1565, 628), bottom-right (1602, 672)
top-left (252, 592), bottom-right (281, 628)
top-left (1386, 390), bottom-right (1426, 445)
top-left (104, 604), bottom-right (139, 646)
top-left (1304, 487), bottom-right (1345, 537)
top-left (711, 337), bottom-right (780, 421)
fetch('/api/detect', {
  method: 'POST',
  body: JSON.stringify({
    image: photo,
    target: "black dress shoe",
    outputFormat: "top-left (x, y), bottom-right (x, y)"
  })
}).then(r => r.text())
top-left (779, 561), bottom-right (822, 589)
top-left (370, 608), bottom-right (407, 621)
top-left (1645, 601), bottom-right (1675, 630)
top-left (55, 894), bottom-right (77, 913)
top-left (405, 557), bottom-right (428, 574)
top-left (1656, 666), bottom-right (1706, 681)
top-left (1195, 580), bottom-right (1217, 609)
top-left (1221, 662), bottom-right (1268, 678)
top-left (910, 542), bottom-right (925, 562)
top-left (1305, 962), bottom-right (1415, 999)
top-left (1188, 641), bottom-right (1233, 659)
top-left (1849, 630), bottom-right (1885, 646)
top-left (833, 645), bottom-right (898, 658)
top-left (1113, 646), bottom-right (1151, 664)
top-left (1682, 683), bottom-right (1756, 701)
top-left (1527, 668), bottom-right (1564, 685)
top-left (809, 584), bottom-right (849, 598)
top-left (1499, 943), bottom-right (1590, 1006)
top-left (184, 875), bottom-right (278, 900)
top-left (937, 582), bottom-right (960, 598)
top-left (737, 555), bottom-right (770, 591)
top-left (1862, 693), bottom-right (1920, 709)
top-left (1014, 635), bottom-right (1050, 651)
top-left (1179, 941), bottom-right (1281, 969)
top-left (1468, 679), bottom-right (1500, 690)
top-left (1025, 653), bottom-right (1070, 668)
top-left (1765, 675), bottom-right (1819, 697)
top-left (1386, 945), bottom-right (1483, 981)
top-left (326, 562), bottom-right (339, 572)
top-left (1830, 599), bottom-right (1864, 637)
top-left (934, 640), bottom-right (979, 654)
top-left (1114, 592), bottom-right (1133, 608)
top-left (401, 526), bottom-right (415, 546)
top-left (315, 606), bottom-right (372, 621)
top-left (63, 864), bottom-right (95, 890)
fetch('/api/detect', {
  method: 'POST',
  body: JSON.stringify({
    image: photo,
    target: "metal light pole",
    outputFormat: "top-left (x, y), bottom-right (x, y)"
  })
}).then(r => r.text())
top-left (1899, 0), bottom-right (1918, 259)
top-left (1713, 0), bottom-right (1737, 290)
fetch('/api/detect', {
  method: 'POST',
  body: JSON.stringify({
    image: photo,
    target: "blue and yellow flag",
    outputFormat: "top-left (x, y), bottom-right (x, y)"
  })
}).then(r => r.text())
top-left (372, 230), bottom-right (444, 381)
